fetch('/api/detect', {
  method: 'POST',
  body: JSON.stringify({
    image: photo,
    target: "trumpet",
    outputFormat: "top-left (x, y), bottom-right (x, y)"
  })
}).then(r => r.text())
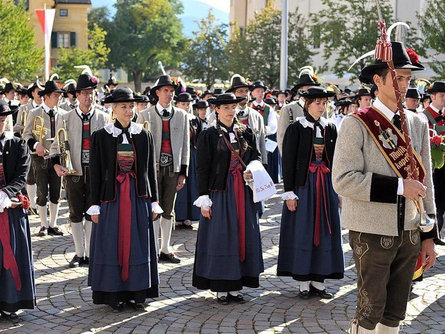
top-left (56, 121), bottom-right (76, 175)
top-left (32, 115), bottom-right (49, 156)
top-left (142, 121), bottom-right (150, 131)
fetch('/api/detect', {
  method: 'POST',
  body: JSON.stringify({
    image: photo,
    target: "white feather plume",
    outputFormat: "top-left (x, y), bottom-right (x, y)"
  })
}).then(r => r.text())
top-left (298, 66), bottom-right (315, 78)
top-left (348, 50), bottom-right (375, 71)
top-left (63, 79), bottom-right (77, 89)
top-left (0, 78), bottom-right (10, 85)
top-left (74, 65), bottom-right (93, 76)
top-left (49, 73), bottom-right (59, 81)
top-left (386, 22), bottom-right (410, 42)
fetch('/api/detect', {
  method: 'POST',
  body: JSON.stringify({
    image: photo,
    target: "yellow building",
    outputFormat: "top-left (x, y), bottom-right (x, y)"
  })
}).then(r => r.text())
top-left (28, 0), bottom-right (91, 67)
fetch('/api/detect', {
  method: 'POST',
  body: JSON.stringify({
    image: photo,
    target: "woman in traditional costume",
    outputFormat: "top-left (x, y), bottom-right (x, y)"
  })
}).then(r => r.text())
top-left (0, 101), bottom-right (35, 321)
top-left (278, 87), bottom-right (344, 299)
top-left (192, 93), bottom-right (264, 304)
top-left (87, 88), bottom-right (161, 312)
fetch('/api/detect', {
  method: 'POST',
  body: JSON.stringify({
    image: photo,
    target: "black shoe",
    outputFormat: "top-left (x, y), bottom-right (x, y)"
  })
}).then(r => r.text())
top-left (48, 226), bottom-right (64, 236)
top-left (310, 284), bottom-right (333, 299)
top-left (0, 311), bottom-right (19, 323)
top-left (129, 301), bottom-right (145, 311)
top-left (182, 224), bottom-right (193, 230)
top-left (299, 290), bottom-right (310, 299)
top-left (37, 226), bottom-right (47, 237)
top-left (217, 294), bottom-right (229, 305)
top-left (434, 238), bottom-right (445, 246)
top-left (228, 293), bottom-right (244, 303)
top-left (110, 302), bottom-right (124, 313)
top-left (159, 252), bottom-right (181, 264)
top-left (80, 256), bottom-right (89, 266)
top-left (69, 255), bottom-right (81, 268)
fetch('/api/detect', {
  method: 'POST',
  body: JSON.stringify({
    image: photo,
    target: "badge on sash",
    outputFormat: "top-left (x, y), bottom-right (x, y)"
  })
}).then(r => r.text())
top-left (375, 120), bottom-right (398, 150)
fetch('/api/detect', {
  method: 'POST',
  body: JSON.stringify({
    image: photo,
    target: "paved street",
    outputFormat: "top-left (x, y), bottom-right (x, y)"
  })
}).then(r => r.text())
top-left (1, 184), bottom-right (444, 333)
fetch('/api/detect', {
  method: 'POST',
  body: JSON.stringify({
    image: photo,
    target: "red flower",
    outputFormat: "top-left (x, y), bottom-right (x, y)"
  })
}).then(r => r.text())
top-left (406, 48), bottom-right (419, 65)
top-left (431, 135), bottom-right (442, 146)
top-left (91, 76), bottom-right (98, 84)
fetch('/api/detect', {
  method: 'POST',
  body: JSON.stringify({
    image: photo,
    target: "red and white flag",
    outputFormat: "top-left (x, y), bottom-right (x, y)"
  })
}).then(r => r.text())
top-left (35, 6), bottom-right (55, 80)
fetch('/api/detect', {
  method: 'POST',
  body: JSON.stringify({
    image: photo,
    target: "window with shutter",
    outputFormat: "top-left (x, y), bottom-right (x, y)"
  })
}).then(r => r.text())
top-left (70, 32), bottom-right (76, 47)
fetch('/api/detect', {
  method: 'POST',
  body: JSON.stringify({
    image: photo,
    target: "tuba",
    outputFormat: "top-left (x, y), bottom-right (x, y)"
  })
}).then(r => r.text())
top-left (32, 115), bottom-right (49, 156)
top-left (56, 120), bottom-right (76, 174)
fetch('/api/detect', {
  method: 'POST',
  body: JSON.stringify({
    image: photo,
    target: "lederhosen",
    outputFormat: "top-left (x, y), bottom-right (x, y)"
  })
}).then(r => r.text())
top-left (31, 108), bottom-right (61, 206)
top-left (64, 112), bottom-right (93, 223)
top-left (156, 108), bottom-right (179, 219)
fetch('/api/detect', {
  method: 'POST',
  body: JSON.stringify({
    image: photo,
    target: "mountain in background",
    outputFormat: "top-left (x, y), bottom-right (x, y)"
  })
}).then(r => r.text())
top-left (91, 0), bottom-right (229, 37)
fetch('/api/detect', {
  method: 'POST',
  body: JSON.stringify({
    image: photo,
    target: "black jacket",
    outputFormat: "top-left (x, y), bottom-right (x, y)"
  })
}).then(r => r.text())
top-left (282, 120), bottom-right (337, 192)
top-left (1, 135), bottom-right (30, 198)
top-left (196, 125), bottom-right (261, 195)
top-left (89, 127), bottom-right (158, 205)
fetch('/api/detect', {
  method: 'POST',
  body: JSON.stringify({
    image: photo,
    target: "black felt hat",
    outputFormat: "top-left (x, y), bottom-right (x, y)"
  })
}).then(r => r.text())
top-left (299, 86), bottom-right (336, 99)
top-left (226, 75), bottom-right (251, 93)
top-left (250, 81), bottom-right (268, 92)
top-left (151, 75), bottom-right (179, 93)
top-left (208, 93), bottom-right (245, 106)
top-left (359, 42), bottom-right (424, 84)
top-left (175, 92), bottom-right (194, 102)
top-left (38, 80), bottom-right (64, 96)
top-left (201, 90), bottom-right (214, 99)
top-left (264, 97), bottom-right (277, 105)
top-left (76, 73), bottom-right (99, 91)
top-left (4, 82), bottom-right (15, 93)
top-left (406, 87), bottom-right (421, 99)
top-left (428, 81), bottom-right (445, 94)
top-left (355, 87), bottom-right (372, 98)
top-left (27, 78), bottom-right (44, 98)
top-left (104, 87), bottom-right (138, 103)
top-left (193, 100), bottom-right (210, 109)
top-left (135, 93), bottom-right (149, 103)
top-left (291, 74), bottom-right (320, 94)
top-left (142, 86), bottom-right (151, 96)
top-left (106, 75), bottom-right (118, 87)
top-left (15, 83), bottom-right (28, 95)
top-left (213, 88), bottom-right (223, 96)
top-left (0, 100), bottom-right (18, 116)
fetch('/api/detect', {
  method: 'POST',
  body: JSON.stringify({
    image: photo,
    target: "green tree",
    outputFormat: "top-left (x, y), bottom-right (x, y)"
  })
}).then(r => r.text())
top-left (52, 23), bottom-right (110, 80)
top-left (226, 4), bottom-right (313, 88)
top-left (0, 0), bottom-right (43, 80)
top-left (105, 0), bottom-right (185, 92)
top-left (88, 6), bottom-right (111, 32)
top-left (181, 10), bottom-right (228, 89)
top-left (311, 0), bottom-right (394, 78)
top-left (418, 0), bottom-right (445, 78)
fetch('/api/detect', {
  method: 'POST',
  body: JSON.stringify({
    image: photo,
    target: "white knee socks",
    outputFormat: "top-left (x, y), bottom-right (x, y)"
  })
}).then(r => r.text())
top-left (160, 217), bottom-right (173, 254)
top-left (26, 184), bottom-right (36, 208)
top-left (37, 205), bottom-right (48, 228)
top-left (49, 202), bottom-right (59, 228)
top-left (71, 222), bottom-right (84, 257)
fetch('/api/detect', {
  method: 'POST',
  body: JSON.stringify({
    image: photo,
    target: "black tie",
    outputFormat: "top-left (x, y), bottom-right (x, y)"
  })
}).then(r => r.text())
top-left (82, 113), bottom-right (89, 122)
top-left (48, 109), bottom-right (55, 118)
top-left (393, 114), bottom-right (402, 131)
top-left (238, 110), bottom-right (244, 117)
top-left (162, 109), bottom-right (169, 117)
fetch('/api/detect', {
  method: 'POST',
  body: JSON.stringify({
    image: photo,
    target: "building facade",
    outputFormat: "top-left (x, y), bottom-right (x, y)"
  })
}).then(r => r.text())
top-left (28, 0), bottom-right (91, 68)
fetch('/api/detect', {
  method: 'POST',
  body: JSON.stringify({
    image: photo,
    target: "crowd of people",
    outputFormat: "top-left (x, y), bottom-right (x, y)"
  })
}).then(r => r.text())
top-left (0, 39), bottom-right (443, 334)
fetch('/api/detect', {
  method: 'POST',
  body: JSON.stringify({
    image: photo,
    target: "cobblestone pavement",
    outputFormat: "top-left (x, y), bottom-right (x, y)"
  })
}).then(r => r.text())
top-left (1, 184), bottom-right (444, 333)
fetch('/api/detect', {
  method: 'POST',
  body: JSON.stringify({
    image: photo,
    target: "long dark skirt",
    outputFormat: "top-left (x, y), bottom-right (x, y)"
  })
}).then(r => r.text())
top-left (0, 208), bottom-right (35, 312)
top-left (266, 133), bottom-right (282, 183)
top-left (193, 174), bottom-right (264, 292)
top-left (277, 166), bottom-right (344, 282)
top-left (88, 179), bottom-right (159, 305)
top-left (175, 145), bottom-right (200, 221)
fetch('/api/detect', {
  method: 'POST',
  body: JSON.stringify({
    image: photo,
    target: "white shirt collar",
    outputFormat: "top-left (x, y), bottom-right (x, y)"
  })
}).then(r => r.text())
top-left (0, 131), bottom-right (14, 148)
top-left (253, 100), bottom-right (264, 107)
top-left (429, 103), bottom-right (441, 113)
top-left (156, 102), bottom-right (172, 113)
top-left (32, 101), bottom-right (40, 108)
top-left (373, 98), bottom-right (398, 121)
top-left (76, 106), bottom-right (93, 119)
top-left (41, 102), bottom-right (54, 113)
top-left (104, 122), bottom-right (142, 140)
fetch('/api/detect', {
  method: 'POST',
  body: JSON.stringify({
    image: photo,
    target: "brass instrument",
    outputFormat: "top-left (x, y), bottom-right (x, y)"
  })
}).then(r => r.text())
top-left (32, 115), bottom-right (49, 156)
top-left (142, 121), bottom-right (150, 131)
top-left (56, 120), bottom-right (76, 174)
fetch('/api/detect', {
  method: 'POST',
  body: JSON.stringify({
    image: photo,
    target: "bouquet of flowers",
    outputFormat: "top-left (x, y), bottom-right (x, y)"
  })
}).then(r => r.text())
top-left (430, 130), bottom-right (445, 169)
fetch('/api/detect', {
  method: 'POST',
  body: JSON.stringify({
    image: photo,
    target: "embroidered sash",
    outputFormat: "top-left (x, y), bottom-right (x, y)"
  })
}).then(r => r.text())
top-left (352, 107), bottom-right (425, 182)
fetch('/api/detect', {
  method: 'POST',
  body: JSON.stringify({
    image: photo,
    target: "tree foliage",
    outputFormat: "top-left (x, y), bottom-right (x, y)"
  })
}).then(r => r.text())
top-left (0, 0), bottom-right (43, 80)
top-left (227, 4), bottom-right (313, 88)
top-left (105, 0), bottom-right (185, 92)
top-left (52, 23), bottom-right (110, 80)
top-left (311, 0), bottom-right (394, 79)
top-left (181, 10), bottom-right (228, 89)
top-left (418, 0), bottom-right (445, 78)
